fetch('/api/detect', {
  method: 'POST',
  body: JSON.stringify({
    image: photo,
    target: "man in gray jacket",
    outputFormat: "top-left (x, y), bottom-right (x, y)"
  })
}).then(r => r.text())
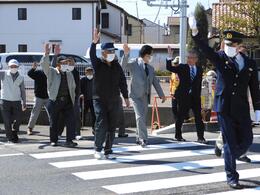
top-left (40, 44), bottom-right (77, 147)
top-left (0, 59), bottom-right (26, 143)
top-left (121, 44), bottom-right (166, 147)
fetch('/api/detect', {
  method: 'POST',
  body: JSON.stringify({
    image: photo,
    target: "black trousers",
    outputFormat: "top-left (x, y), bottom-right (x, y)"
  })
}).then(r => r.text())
top-left (93, 98), bottom-right (119, 155)
top-left (1, 100), bottom-right (22, 141)
top-left (83, 99), bottom-right (96, 130)
top-left (48, 97), bottom-right (75, 143)
top-left (57, 99), bottom-right (81, 136)
top-left (175, 94), bottom-right (205, 139)
top-left (117, 97), bottom-right (126, 135)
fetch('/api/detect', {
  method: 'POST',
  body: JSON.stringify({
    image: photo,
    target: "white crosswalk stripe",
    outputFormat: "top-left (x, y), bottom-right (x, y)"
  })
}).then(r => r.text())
top-left (29, 141), bottom-right (260, 194)
top-left (207, 186), bottom-right (260, 195)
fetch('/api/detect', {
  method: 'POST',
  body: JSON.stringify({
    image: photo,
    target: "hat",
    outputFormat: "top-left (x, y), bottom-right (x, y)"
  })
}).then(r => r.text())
top-left (85, 66), bottom-right (93, 71)
top-left (173, 56), bottom-right (180, 64)
top-left (101, 43), bottom-right (118, 51)
top-left (206, 70), bottom-right (217, 78)
top-left (56, 55), bottom-right (68, 63)
top-left (223, 30), bottom-right (246, 44)
top-left (8, 59), bottom-right (19, 67)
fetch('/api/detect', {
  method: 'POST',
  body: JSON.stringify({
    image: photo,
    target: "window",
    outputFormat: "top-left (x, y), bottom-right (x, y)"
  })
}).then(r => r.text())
top-left (18, 8), bottom-right (27, 20)
top-left (0, 45), bottom-right (6, 53)
top-left (18, 44), bottom-right (27, 52)
top-left (127, 24), bottom-right (132, 36)
top-left (72, 8), bottom-right (81, 20)
top-left (101, 13), bottom-right (109, 28)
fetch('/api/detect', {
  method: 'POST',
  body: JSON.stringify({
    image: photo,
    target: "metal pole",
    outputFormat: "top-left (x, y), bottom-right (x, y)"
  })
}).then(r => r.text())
top-left (179, 0), bottom-right (187, 63)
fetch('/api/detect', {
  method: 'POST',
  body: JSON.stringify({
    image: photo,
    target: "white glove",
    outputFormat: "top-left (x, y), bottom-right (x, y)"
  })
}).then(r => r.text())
top-left (188, 13), bottom-right (198, 36)
top-left (255, 110), bottom-right (260, 123)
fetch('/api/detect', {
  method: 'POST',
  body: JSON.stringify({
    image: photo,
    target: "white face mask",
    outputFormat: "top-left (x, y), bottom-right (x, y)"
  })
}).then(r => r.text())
top-left (87, 75), bottom-right (93, 80)
top-left (106, 54), bottom-right (115, 62)
top-left (148, 56), bottom-right (153, 63)
top-left (60, 65), bottom-right (69, 72)
top-left (10, 68), bottom-right (18, 74)
top-left (67, 66), bottom-right (74, 72)
top-left (224, 45), bottom-right (237, 58)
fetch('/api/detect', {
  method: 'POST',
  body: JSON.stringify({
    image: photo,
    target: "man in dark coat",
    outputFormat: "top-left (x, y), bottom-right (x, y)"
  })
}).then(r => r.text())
top-left (166, 49), bottom-right (207, 144)
top-left (189, 15), bottom-right (260, 189)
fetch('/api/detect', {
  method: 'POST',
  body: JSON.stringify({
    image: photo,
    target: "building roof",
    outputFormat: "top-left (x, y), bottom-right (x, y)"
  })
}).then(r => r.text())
top-left (0, 0), bottom-right (97, 3)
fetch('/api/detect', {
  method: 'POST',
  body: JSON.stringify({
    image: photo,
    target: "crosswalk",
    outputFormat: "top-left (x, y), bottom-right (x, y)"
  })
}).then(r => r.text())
top-left (29, 141), bottom-right (260, 194)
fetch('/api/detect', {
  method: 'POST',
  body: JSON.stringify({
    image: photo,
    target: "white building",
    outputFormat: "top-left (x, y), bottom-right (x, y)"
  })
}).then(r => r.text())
top-left (0, 0), bottom-right (130, 55)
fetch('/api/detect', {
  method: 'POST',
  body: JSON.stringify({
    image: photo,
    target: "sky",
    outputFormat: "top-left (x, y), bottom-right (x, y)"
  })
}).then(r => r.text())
top-left (109, 0), bottom-right (219, 26)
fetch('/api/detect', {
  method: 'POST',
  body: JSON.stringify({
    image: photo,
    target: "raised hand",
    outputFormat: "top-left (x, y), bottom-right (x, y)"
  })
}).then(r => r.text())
top-left (168, 45), bottom-right (174, 58)
top-left (54, 44), bottom-right (61, 55)
top-left (44, 43), bottom-right (51, 55)
top-left (93, 28), bottom-right (100, 44)
top-left (32, 61), bottom-right (37, 69)
top-left (188, 13), bottom-right (198, 36)
top-left (123, 43), bottom-right (130, 55)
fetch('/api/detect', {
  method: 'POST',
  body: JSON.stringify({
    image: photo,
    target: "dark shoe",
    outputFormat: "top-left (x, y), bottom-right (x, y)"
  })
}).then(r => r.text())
top-left (237, 155), bottom-right (251, 163)
top-left (136, 138), bottom-right (141, 145)
top-left (92, 130), bottom-right (95, 135)
top-left (228, 182), bottom-right (243, 189)
top-left (64, 141), bottom-right (78, 147)
top-left (197, 138), bottom-right (208, 144)
top-left (118, 133), bottom-right (128, 138)
top-left (50, 142), bottom-right (58, 147)
top-left (140, 140), bottom-right (147, 148)
top-left (214, 144), bottom-right (222, 157)
top-left (175, 137), bottom-right (186, 142)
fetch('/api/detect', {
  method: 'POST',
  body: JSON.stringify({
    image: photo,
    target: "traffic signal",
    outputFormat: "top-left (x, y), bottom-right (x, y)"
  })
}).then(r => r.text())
top-left (100, 0), bottom-right (107, 9)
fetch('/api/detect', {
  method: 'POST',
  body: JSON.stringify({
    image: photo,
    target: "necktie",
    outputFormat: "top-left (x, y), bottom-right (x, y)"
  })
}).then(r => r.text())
top-left (190, 66), bottom-right (195, 82)
top-left (232, 56), bottom-right (240, 71)
top-left (144, 63), bottom-right (149, 76)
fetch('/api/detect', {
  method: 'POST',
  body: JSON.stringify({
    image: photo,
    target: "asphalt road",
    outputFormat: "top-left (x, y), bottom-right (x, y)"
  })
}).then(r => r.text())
top-left (0, 125), bottom-right (260, 195)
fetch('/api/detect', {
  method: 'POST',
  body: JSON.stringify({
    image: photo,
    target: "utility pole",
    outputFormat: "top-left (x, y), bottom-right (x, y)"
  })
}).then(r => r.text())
top-left (179, 0), bottom-right (187, 63)
top-left (143, 0), bottom-right (188, 63)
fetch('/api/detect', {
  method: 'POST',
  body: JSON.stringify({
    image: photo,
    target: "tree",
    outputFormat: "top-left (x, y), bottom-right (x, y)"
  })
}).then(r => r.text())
top-left (187, 3), bottom-right (209, 71)
top-left (218, 0), bottom-right (260, 45)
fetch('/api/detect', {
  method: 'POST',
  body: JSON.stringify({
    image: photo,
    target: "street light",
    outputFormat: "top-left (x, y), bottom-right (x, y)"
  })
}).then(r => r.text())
top-left (143, 0), bottom-right (188, 63)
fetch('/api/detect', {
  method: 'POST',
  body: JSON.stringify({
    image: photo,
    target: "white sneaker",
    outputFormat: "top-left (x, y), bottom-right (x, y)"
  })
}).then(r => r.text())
top-left (105, 154), bottom-right (116, 160)
top-left (94, 151), bottom-right (104, 160)
top-left (75, 135), bottom-right (83, 140)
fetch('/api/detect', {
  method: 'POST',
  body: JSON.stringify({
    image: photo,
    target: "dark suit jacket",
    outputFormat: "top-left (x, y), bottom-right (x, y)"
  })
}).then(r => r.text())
top-left (193, 34), bottom-right (260, 120)
top-left (166, 60), bottom-right (203, 105)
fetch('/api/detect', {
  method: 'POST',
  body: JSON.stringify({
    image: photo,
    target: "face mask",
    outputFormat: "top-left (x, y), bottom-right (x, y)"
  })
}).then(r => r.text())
top-left (224, 45), bottom-right (237, 57)
top-left (10, 68), bottom-right (18, 74)
top-left (148, 56), bottom-right (153, 63)
top-left (87, 75), bottom-right (93, 80)
top-left (106, 54), bottom-right (115, 62)
top-left (60, 65), bottom-right (69, 72)
top-left (67, 66), bottom-right (74, 72)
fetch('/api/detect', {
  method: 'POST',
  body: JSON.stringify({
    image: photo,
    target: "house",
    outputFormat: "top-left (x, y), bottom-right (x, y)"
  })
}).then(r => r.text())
top-left (0, 0), bottom-right (100, 55)
top-left (0, 0), bottom-right (144, 55)
top-left (142, 18), bottom-right (166, 44)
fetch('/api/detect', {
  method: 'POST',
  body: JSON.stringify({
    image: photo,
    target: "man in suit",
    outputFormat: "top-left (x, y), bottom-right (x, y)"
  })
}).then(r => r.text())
top-left (166, 49), bottom-right (207, 144)
top-left (189, 16), bottom-right (260, 189)
top-left (121, 44), bottom-right (166, 147)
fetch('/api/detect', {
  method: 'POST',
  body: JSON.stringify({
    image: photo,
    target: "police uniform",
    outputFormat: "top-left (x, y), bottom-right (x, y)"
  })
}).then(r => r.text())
top-left (192, 30), bottom-right (260, 188)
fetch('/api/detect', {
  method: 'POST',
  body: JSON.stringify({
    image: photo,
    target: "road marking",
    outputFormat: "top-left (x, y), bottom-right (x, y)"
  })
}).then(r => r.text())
top-left (0, 153), bottom-right (24, 157)
top-left (103, 168), bottom-right (260, 194)
top-left (50, 148), bottom-right (213, 168)
top-left (73, 154), bottom-right (260, 180)
top-left (207, 187), bottom-right (260, 195)
top-left (30, 141), bottom-right (205, 159)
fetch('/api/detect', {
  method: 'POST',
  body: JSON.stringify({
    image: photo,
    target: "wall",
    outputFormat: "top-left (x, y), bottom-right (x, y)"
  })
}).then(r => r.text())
top-left (0, 3), bottom-right (96, 55)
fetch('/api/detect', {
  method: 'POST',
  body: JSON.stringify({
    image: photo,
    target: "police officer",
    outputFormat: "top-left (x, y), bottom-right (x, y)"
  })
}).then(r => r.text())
top-left (189, 16), bottom-right (260, 189)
